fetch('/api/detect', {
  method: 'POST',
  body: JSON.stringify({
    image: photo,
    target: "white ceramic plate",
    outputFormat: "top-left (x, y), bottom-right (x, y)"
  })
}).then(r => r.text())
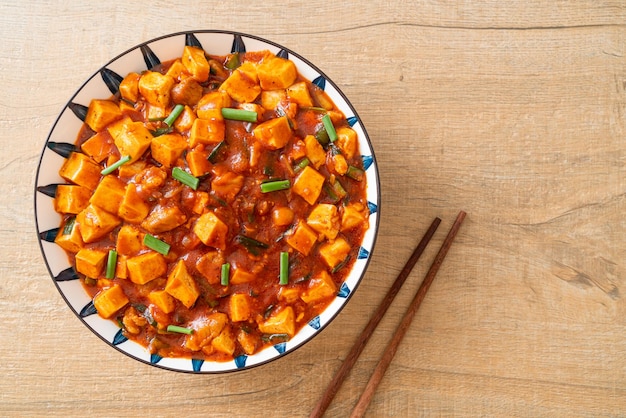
top-left (35, 30), bottom-right (380, 373)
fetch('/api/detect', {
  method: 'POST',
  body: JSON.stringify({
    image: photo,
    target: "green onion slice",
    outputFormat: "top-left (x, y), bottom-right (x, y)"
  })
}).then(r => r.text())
top-left (221, 262), bottom-right (230, 286)
top-left (62, 216), bottom-right (76, 235)
top-left (163, 104), bottom-right (185, 127)
top-left (143, 234), bottom-right (170, 255)
top-left (279, 252), bottom-right (289, 285)
top-left (167, 325), bottom-right (194, 335)
top-left (172, 167), bottom-right (199, 190)
top-left (105, 249), bottom-right (118, 279)
top-left (322, 114), bottom-right (337, 142)
top-left (207, 141), bottom-right (226, 163)
top-left (221, 108), bottom-right (258, 122)
top-left (260, 179), bottom-right (290, 193)
top-left (293, 157), bottom-right (310, 172)
top-left (346, 165), bottom-right (365, 181)
top-left (101, 155), bottom-right (131, 175)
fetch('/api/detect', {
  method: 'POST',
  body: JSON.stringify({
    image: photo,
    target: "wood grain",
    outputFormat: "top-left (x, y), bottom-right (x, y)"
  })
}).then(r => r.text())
top-left (1, 1), bottom-right (625, 417)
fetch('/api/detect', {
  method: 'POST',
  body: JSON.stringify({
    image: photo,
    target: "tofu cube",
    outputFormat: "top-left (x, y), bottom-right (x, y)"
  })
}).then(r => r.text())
top-left (307, 203), bottom-right (340, 240)
top-left (212, 328), bottom-right (236, 356)
top-left (229, 293), bottom-right (251, 322)
top-left (261, 89), bottom-right (287, 111)
top-left (292, 166), bottom-right (325, 205)
top-left (196, 91), bottom-right (231, 120)
top-left (80, 131), bottom-right (113, 163)
top-left (115, 254), bottom-right (128, 279)
top-left (84, 99), bottom-right (123, 132)
top-left (118, 72), bottom-right (141, 102)
top-left (193, 212), bottom-right (228, 250)
top-left (182, 45), bottom-right (210, 82)
top-left (171, 77), bottom-right (203, 106)
top-left (174, 105), bottom-right (196, 132)
top-left (148, 290), bottom-right (176, 314)
top-left (54, 218), bottom-right (84, 253)
top-left (319, 237), bottom-right (351, 270)
top-left (107, 117), bottom-right (153, 163)
top-left (117, 183), bottom-right (150, 224)
top-left (195, 251), bottom-right (224, 284)
top-left (286, 81), bottom-right (313, 107)
top-left (165, 59), bottom-right (186, 80)
top-left (185, 312), bottom-right (228, 351)
top-left (237, 329), bottom-right (258, 355)
top-left (94, 284), bottom-right (129, 319)
top-left (211, 171), bottom-right (244, 203)
top-left (59, 152), bottom-right (102, 190)
top-left (220, 62), bottom-right (261, 103)
top-left (76, 203), bottom-right (121, 243)
top-left (186, 150), bottom-right (211, 177)
top-left (54, 184), bottom-right (91, 214)
top-left (341, 203), bottom-right (369, 232)
top-left (165, 259), bottom-right (199, 309)
top-left (116, 224), bottom-right (143, 256)
top-left (304, 135), bottom-right (326, 169)
top-left (126, 252), bottom-right (167, 285)
top-left (89, 175), bottom-right (126, 214)
top-left (335, 126), bottom-right (358, 159)
top-left (301, 270), bottom-right (338, 304)
top-left (258, 306), bottom-right (295, 337)
top-left (257, 56), bottom-right (297, 90)
top-left (151, 133), bottom-right (187, 168)
top-left (285, 221), bottom-right (318, 256)
top-left (252, 116), bottom-right (292, 150)
top-left (230, 268), bottom-right (255, 285)
top-left (189, 118), bottom-right (225, 147)
top-left (138, 71), bottom-right (175, 107)
top-left (74, 248), bottom-right (107, 278)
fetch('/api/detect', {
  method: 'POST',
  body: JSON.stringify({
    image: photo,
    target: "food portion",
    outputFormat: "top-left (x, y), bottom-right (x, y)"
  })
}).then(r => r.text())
top-left (54, 46), bottom-right (369, 361)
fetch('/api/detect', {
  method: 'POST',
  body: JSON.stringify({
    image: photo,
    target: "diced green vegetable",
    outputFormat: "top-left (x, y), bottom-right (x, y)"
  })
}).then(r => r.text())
top-left (143, 234), bottom-right (170, 255)
top-left (293, 157), bottom-right (310, 172)
top-left (221, 262), bottom-right (230, 286)
top-left (221, 108), bottom-right (258, 122)
top-left (166, 325), bottom-right (194, 335)
top-left (62, 216), bottom-right (76, 235)
top-left (236, 235), bottom-right (269, 256)
top-left (101, 155), bottom-right (131, 175)
top-left (105, 249), bottom-right (118, 279)
top-left (346, 165), bottom-right (365, 181)
top-left (172, 167), bottom-right (199, 190)
top-left (260, 179), bottom-right (290, 193)
top-left (163, 104), bottom-right (185, 127)
top-left (322, 114), bottom-right (337, 142)
top-left (279, 252), bottom-right (289, 285)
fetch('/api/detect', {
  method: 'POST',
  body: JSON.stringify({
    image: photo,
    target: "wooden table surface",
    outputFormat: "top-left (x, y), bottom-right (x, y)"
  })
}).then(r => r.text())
top-left (2, 1), bottom-right (625, 416)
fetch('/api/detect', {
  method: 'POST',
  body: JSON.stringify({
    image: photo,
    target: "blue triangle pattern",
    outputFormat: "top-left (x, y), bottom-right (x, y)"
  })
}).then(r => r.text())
top-left (100, 68), bottom-right (122, 95)
top-left (112, 329), bottom-right (128, 345)
top-left (185, 33), bottom-right (203, 49)
top-left (347, 116), bottom-right (358, 127)
top-left (47, 141), bottom-right (77, 158)
top-left (37, 184), bottom-right (60, 198)
top-left (39, 228), bottom-right (59, 243)
top-left (192, 359), bottom-right (204, 372)
top-left (358, 246), bottom-right (370, 260)
top-left (274, 342), bottom-right (287, 354)
top-left (150, 353), bottom-right (163, 364)
top-left (140, 44), bottom-right (160, 69)
top-left (277, 49), bottom-right (289, 59)
top-left (362, 155), bottom-right (373, 171)
top-left (308, 316), bottom-right (321, 330)
top-left (234, 355), bottom-right (247, 368)
top-left (55, 267), bottom-right (79, 282)
top-left (231, 34), bottom-right (246, 53)
top-left (79, 301), bottom-right (97, 317)
top-left (338, 282), bottom-right (350, 298)
top-left (313, 76), bottom-right (326, 90)
top-left (367, 201), bottom-right (378, 215)
top-left (68, 102), bottom-right (88, 121)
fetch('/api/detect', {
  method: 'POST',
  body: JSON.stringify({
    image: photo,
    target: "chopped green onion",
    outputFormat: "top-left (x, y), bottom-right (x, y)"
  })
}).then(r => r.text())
top-left (143, 234), bottom-right (170, 255)
top-left (221, 108), bottom-right (258, 122)
top-left (236, 235), bottom-right (269, 256)
top-left (322, 114), bottom-right (337, 142)
top-left (172, 167), bottom-right (199, 190)
top-left (302, 106), bottom-right (327, 113)
top-left (207, 141), bottom-right (226, 163)
top-left (315, 126), bottom-right (330, 145)
top-left (332, 180), bottom-right (348, 199)
top-left (84, 277), bottom-right (97, 286)
top-left (101, 155), bottom-right (131, 175)
top-left (260, 179), bottom-right (290, 193)
top-left (62, 216), bottom-right (76, 235)
top-left (225, 53), bottom-right (240, 70)
top-left (163, 104), bottom-right (185, 127)
top-left (332, 255), bottom-right (351, 273)
top-left (167, 325), bottom-right (194, 335)
top-left (279, 252), bottom-right (289, 285)
top-left (105, 249), bottom-right (118, 279)
top-left (261, 333), bottom-right (289, 343)
top-left (150, 126), bottom-right (174, 137)
top-left (221, 262), bottom-right (230, 286)
top-left (293, 157), bottom-right (310, 172)
top-left (346, 165), bottom-right (365, 181)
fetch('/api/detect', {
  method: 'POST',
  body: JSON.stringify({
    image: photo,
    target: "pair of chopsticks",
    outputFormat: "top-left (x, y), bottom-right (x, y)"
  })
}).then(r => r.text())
top-left (310, 210), bottom-right (467, 418)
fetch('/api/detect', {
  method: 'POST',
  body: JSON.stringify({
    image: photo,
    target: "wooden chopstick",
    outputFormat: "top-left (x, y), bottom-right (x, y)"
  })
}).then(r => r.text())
top-left (349, 210), bottom-right (467, 417)
top-left (309, 217), bottom-right (442, 418)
